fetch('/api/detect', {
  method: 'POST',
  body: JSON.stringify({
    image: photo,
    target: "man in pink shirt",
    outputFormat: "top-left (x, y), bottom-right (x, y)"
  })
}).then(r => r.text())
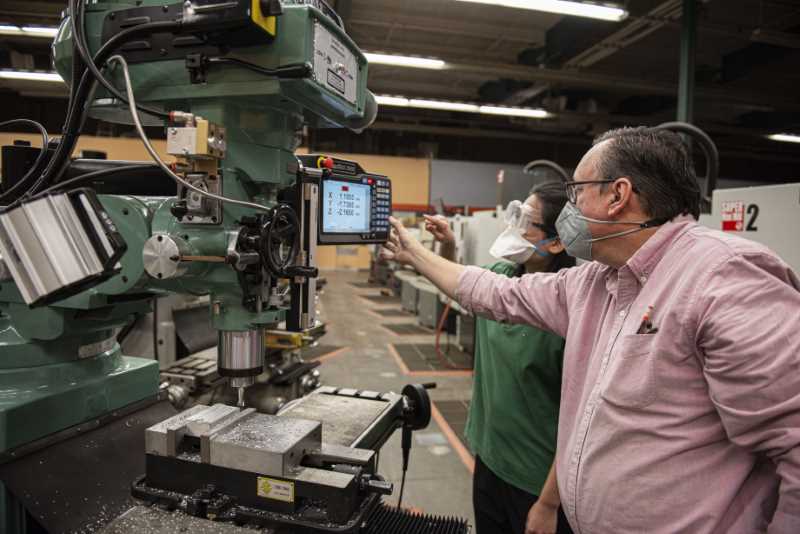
top-left (382, 127), bottom-right (800, 534)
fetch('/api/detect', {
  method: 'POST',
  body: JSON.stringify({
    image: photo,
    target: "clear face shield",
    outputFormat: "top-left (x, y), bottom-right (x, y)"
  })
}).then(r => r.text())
top-left (490, 201), bottom-right (556, 264)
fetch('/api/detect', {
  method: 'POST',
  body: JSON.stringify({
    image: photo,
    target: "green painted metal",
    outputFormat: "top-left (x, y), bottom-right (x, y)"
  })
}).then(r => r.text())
top-left (0, 349), bottom-right (159, 452)
top-left (1, 5), bottom-right (372, 530)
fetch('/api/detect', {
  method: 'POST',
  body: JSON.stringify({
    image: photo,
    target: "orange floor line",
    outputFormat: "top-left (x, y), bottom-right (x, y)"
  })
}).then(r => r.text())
top-left (386, 342), bottom-right (412, 374)
top-left (431, 401), bottom-right (475, 475)
top-left (386, 344), bottom-right (473, 377)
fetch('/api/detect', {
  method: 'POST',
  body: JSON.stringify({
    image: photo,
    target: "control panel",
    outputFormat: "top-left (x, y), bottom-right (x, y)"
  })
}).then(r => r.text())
top-left (299, 155), bottom-right (391, 245)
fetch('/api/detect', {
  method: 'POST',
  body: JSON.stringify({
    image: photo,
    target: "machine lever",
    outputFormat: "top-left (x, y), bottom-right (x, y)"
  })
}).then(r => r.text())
top-left (361, 476), bottom-right (393, 496)
top-left (284, 265), bottom-right (318, 279)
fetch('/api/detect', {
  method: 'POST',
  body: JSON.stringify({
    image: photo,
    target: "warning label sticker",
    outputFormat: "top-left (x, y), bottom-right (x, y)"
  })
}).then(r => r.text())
top-left (256, 477), bottom-right (295, 503)
top-left (721, 201), bottom-right (745, 232)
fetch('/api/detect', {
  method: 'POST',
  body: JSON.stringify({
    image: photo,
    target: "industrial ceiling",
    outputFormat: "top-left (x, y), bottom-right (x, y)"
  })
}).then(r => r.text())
top-left (1, 0), bottom-right (800, 182)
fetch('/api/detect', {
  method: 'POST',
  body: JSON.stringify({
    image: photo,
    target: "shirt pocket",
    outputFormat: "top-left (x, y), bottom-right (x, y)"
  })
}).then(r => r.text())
top-left (601, 334), bottom-right (659, 409)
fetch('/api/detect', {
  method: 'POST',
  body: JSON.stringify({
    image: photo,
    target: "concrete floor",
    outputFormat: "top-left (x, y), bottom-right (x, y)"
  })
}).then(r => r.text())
top-left (316, 269), bottom-right (476, 527)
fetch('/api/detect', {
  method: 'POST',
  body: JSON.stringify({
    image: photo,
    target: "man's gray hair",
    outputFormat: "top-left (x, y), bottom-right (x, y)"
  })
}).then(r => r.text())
top-left (593, 127), bottom-right (701, 219)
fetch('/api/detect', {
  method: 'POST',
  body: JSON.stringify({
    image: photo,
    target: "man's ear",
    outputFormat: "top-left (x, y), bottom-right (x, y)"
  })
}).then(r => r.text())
top-left (546, 238), bottom-right (565, 255)
top-left (608, 177), bottom-right (634, 217)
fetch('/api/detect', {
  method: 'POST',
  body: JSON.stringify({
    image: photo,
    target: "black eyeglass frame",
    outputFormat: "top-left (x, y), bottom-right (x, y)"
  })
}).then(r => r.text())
top-left (563, 178), bottom-right (638, 204)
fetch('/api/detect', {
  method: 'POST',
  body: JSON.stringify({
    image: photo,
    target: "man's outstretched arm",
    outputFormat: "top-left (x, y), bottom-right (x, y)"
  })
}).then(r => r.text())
top-left (381, 217), bottom-right (572, 336)
top-left (381, 216), bottom-right (465, 298)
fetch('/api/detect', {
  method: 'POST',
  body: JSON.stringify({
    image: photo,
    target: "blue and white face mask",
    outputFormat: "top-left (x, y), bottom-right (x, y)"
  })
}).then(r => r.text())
top-left (490, 200), bottom-right (556, 264)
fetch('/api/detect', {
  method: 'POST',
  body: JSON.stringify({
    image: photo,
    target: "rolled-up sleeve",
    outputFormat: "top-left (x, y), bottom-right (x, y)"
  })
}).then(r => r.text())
top-left (694, 253), bottom-right (800, 534)
top-left (455, 265), bottom-right (571, 338)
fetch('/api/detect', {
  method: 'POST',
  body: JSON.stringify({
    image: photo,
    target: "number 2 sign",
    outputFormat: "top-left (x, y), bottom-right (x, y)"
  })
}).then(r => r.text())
top-left (722, 201), bottom-right (759, 232)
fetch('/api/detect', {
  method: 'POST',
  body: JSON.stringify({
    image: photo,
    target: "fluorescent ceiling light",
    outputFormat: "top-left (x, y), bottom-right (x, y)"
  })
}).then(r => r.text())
top-left (376, 95), bottom-right (551, 119)
top-left (0, 24), bottom-right (59, 38)
top-left (767, 133), bottom-right (800, 144)
top-left (0, 70), bottom-right (64, 83)
top-left (409, 99), bottom-right (480, 112)
top-left (455, 0), bottom-right (628, 22)
top-left (365, 53), bottom-right (446, 70)
top-left (479, 105), bottom-right (551, 118)
top-left (375, 95), bottom-right (410, 107)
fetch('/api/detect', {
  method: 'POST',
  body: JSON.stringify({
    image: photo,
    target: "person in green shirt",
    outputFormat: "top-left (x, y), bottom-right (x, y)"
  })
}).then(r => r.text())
top-left (424, 181), bottom-right (575, 534)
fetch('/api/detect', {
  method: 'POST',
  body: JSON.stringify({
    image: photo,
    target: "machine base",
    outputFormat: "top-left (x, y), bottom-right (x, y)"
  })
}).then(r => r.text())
top-left (0, 399), bottom-right (176, 534)
top-left (98, 501), bottom-right (471, 534)
top-left (0, 350), bottom-right (160, 453)
top-left (131, 474), bottom-right (380, 533)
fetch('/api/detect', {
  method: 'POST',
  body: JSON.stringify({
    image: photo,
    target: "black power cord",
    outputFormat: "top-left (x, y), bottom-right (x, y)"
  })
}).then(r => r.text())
top-left (16, 19), bottom-right (185, 204)
top-left (260, 204), bottom-right (301, 277)
top-left (70, 0), bottom-right (169, 120)
top-left (0, 119), bottom-right (50, 204)
top-left (39, 164), bottom-right (155, 195)
top-left (207, 57), bottom-right (311, 79)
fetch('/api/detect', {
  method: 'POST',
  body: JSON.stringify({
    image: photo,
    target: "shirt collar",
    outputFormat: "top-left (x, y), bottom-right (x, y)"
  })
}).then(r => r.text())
top-left (625, 214), bottom-right (696, 282)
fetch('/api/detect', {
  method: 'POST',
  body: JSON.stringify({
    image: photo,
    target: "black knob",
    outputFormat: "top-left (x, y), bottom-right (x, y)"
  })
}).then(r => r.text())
top-left (260, 0), bottom-right (283, 16)
top-left (285, 265), bottom-right (318, 279)
top-left (170, 201), bottom-right (188, 219)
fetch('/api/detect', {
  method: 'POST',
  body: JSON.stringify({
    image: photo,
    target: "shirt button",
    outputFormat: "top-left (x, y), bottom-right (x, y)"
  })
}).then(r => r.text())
top-left (619, 310), bottom-right (626, 317)
top-left (640, 276), bottom-right (647, 283)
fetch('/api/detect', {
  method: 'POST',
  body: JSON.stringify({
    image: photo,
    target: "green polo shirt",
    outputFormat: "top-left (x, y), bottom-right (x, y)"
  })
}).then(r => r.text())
top-left (464, 261), bottom-right (564, 496)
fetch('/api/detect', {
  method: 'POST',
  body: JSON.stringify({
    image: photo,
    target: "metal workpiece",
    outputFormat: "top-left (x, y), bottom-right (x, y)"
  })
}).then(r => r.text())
top-left (209, 412), bottom-right (322, 477)
top-left (184, 403), bottom-right (243, 435)
top-left (143, 233), bottom-right (192, 280)
top-left (145, 403), bottom-right (257, 457)
top-left (145, 403), bottom-right (210, 457)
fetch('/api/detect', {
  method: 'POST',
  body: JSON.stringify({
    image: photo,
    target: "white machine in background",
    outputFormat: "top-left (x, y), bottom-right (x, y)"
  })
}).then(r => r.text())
top-left (453, 209), bottom-right (508, 268)
top-left (700, 183), bottom-right (800, 272)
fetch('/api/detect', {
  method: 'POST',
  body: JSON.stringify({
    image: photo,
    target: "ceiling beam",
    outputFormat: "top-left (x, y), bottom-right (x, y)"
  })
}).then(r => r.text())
top-left (441, 59), bottom-right (800, 110)
top-left (0, 1), bottom-right (63, 24)
top-left (564, 0), bottom-right (683, 69)
top-left (348, 16), bottom-right (545, 45)
top-left (371, 120), bottom-right (589, 145)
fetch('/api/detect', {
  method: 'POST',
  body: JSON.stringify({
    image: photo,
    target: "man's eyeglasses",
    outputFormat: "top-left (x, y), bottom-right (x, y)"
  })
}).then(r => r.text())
top-left (563, 179), bottom-right (618, 204)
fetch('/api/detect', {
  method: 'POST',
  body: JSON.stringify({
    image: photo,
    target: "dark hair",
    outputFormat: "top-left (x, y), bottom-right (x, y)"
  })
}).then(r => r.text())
top-left (528, 181), bottom-right (576, 273)
top-left (592, 126), bottom-right (701, 220)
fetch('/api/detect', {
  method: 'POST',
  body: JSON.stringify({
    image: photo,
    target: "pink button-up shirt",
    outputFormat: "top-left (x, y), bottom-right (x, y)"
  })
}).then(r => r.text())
top-left (456, 216), bottom-right (800, 533)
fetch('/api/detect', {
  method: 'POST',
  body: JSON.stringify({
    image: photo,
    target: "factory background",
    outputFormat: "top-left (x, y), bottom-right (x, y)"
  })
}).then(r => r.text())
top-left (0, 0), bottom-right (799, 532)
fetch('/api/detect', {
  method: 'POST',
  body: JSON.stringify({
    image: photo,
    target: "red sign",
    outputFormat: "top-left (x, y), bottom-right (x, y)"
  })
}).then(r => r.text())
top-left (341, 185), bottom-right (349, 192)
top-left (721, 201), bottom-right (744, 232)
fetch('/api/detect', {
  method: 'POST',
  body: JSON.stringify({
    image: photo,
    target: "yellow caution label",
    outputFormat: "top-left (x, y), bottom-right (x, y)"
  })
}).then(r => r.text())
top-left (257, 476), bottom-right (295, 503)
top-left (251, 0), bottom-right (277, 37)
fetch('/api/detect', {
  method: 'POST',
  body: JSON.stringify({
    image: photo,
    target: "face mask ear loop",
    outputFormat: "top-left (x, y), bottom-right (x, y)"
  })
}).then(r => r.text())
top-left (587, 226), bottom-right (645, 243)
top-left (578, 215), bottom-right (671, 243)
top-left (531, 236), bottom-right (557, 257)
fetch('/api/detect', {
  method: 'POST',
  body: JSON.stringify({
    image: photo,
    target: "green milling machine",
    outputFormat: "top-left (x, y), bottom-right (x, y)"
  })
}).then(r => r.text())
top-left (0, 1), bottom-right (467, 532)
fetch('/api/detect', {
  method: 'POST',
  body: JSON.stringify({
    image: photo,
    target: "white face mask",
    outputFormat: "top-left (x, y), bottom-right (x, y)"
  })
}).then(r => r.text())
top-left (490, 226), bottom-right (536, 264)
top-left (489, 200), bottom-right (555, 264)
